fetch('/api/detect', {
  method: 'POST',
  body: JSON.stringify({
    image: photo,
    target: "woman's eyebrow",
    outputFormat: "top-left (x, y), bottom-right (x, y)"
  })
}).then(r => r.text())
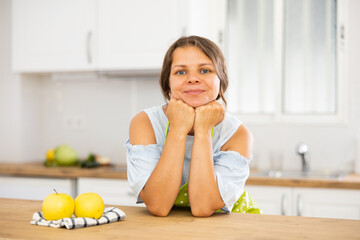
top-left (171, 64), bottom-right (186, 70)
top-left (171, 63), bottom-right (214, 70)
top-left (199, 63), bottom-right (214, 67)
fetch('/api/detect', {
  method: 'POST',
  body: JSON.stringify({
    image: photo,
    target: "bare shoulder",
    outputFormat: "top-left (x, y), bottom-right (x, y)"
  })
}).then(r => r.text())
top-left (220, 124), bottom-right (254, 159)
top-left (129, 111), bottom-right (156, 145)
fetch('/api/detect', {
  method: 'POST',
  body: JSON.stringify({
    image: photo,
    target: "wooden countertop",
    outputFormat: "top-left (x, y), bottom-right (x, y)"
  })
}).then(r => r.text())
top-left (0, 162), bottom-right (127, 179)
top-left (0, 198), bottom-right (359, 240)
top-left (1, 162), bottom-right (360, 189)
top-left (247, 171), bottom-right (360, 190)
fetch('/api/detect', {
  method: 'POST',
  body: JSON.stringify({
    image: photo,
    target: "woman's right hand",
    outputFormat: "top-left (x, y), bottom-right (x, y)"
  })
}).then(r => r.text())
top-left (165, 98), bottom-right (195, 136)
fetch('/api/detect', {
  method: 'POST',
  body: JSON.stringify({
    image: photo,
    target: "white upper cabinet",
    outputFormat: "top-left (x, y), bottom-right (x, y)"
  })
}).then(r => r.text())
top-left (12, 0), bottom-right (226, 73)
top-left (12, 0), bottom-right (97, 72)
top-left (98, 0), bottom-right (185, 71)
top-left (184, 0), bottom-right (227, 50)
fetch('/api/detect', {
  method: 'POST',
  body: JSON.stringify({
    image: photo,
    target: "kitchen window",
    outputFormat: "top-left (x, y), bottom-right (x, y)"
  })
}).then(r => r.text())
top-left (226, 0), bottom-right (347, 124)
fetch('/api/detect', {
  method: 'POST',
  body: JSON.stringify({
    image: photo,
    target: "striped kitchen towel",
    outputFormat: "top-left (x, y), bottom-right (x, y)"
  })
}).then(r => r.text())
top-left (30, 207), bottom-right (126, 229)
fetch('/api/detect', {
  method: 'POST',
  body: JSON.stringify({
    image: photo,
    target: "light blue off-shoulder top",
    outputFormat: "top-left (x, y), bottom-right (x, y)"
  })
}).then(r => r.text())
top-left (125, 105), bottom-right (251, 212)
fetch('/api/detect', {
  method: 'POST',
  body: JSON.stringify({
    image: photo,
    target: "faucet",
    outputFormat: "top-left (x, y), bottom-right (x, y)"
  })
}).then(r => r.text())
top-left (296, 143), bottom-right (310, 172)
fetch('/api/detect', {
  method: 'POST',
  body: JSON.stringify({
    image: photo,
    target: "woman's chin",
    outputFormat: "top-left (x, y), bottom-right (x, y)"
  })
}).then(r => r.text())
top-left (184, 100), bottom-right (208, 108)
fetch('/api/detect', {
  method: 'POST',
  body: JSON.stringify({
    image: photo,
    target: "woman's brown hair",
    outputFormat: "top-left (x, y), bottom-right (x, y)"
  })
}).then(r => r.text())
top-left (159, 35), bottom-right (228, 106)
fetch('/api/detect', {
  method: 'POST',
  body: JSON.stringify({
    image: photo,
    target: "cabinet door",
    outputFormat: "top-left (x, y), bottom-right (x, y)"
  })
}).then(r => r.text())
top-left (0, 176), bottom-right (76, 200)
top-left (77, 178), bottom-right (145, 207)
top-left (245, 186), bottom-right (292, 215)
top-left (185, 0), bottom-right (227, 50)
top-left (293, 188), bottom-right (360, 220)
top-left (98, 0), bottom-right (185, 71)
top-left (12, 0), bottom-right (97, 72)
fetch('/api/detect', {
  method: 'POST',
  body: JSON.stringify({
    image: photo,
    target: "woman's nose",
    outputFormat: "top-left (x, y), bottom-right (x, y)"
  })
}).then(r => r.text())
top-left (187, 72), bottom-right (200, 84)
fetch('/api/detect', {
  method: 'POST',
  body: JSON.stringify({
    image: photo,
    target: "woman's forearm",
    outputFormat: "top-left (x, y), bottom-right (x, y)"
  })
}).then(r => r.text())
top-left (188, 130), bottom-right (225, 217)
top-left (140, 128), bottom-right (187, 216)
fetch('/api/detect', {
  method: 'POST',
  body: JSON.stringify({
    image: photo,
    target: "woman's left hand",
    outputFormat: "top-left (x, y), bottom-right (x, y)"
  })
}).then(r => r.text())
top-left (194, 101), bottom-right (224, 135)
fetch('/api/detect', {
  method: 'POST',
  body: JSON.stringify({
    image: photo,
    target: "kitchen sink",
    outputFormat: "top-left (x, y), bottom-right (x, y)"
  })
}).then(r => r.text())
top-left (251, 170), bottom-right (348, 180)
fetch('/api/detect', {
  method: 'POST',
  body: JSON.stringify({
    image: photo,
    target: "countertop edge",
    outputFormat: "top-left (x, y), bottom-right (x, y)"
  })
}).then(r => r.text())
top-left (1, 162), bottom-right (360, 189)
top-left (246, 176), bottom-right (360, 190)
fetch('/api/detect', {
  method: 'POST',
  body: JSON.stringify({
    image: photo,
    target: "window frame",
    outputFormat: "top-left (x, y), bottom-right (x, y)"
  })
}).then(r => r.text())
top-left (225, 0), bottom-right (348, 125)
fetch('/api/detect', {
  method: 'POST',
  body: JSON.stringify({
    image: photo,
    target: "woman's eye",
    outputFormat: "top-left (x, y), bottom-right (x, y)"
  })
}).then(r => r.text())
top-left (200, 69), bottom-right (210, 74)
top-left (175, 70), bottom-right (186, 75)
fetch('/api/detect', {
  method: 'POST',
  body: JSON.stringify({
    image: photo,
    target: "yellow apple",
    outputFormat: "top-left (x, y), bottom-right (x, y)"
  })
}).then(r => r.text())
top-left (46, 148), bottom-right (55, 161)
top-left (42, 190), bottom-right (75, 220)
top-left (74, 192), bottom-right (104, 219)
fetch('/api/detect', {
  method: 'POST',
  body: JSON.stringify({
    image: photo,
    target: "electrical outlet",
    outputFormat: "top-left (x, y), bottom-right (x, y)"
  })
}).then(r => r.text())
top-left (63, 115), bottom-right (86, 130)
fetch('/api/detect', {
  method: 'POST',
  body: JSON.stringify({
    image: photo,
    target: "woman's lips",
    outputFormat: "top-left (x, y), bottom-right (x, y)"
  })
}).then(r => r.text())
top-left (184, 89), bottom-right (205, 95)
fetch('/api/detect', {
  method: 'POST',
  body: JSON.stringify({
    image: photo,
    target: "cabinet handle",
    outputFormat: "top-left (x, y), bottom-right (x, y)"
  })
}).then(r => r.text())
top-left (86, 31), bottom-right (92, 64)
top-left (297, 194), bottom-right (303, 216)
top-left (281, 194), bottom-right (287, 215)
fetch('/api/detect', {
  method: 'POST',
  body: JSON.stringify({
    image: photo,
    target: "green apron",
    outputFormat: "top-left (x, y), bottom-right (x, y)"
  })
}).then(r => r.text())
top-left (173, 183), bottom-right (262, 214)
top-left (165, 121), bottom-right (262, 214)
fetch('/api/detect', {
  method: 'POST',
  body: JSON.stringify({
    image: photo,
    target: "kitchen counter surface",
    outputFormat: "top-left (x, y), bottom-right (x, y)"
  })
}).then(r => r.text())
top-left (0, 198), bottom-right (359, 240)
top-left (1, 162), bottom-right (360, 189)
top-left (0, 162), bottom-right (127, 179)
top-left (246, 172), bottom-right (360, 190)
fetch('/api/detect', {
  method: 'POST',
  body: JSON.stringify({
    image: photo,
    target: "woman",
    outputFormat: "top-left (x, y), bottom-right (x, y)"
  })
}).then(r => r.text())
top-left (126, 36), bottom-right (253, 217)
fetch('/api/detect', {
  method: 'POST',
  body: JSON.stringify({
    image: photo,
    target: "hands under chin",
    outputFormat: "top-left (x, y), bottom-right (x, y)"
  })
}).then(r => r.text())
top-left (165, 99), bottom-right (224, 136)
top-left (165, 99), bottom-right (196, 136)
top-left (194, 101), bottom-right (224, 135)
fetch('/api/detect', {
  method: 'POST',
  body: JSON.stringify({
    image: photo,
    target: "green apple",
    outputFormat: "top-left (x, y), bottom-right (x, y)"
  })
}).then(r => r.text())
top-left (55, 145), bottom-right (78, 166)
top-left (42, 189), bottom-right (75, 220)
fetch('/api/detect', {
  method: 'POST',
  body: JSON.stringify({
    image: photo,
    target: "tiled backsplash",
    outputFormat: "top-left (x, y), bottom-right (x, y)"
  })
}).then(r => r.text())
top-left (40, 76), bottom-right (164, 164)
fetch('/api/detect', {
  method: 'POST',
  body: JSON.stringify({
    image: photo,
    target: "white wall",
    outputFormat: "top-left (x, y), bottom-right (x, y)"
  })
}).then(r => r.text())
top-left (0, 0), bottom-right (22, 163)
top-left (0, 0), bottom-right (359, 170)
top-left (40, 76), bottom-right (163, 162)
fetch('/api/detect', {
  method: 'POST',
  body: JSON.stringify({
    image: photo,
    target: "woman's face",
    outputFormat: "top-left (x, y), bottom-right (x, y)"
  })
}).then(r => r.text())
top-left (169, 46), bottom-right (220, 108)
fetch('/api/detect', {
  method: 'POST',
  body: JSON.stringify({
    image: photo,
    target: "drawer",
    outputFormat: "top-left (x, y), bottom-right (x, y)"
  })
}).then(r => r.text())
top-left (77, 177), bottom-right (145, 207)
top-left (0, 176), bottom-right (76, 200)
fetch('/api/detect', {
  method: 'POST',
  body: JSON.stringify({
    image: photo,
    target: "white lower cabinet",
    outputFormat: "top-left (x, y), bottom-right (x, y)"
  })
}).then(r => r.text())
top-left (246, 185), bottom-right (360, 220)
top-left (0, 176), bottom-right (76, 200)
top-left (293, 188), bottom-right (360, 220)
top-left (77, 178), bottom-right (144, 207)
top-left (245, 186), bottom-right (292, 216)
top-left (0, 176), bottom-right (144, 207)
top-left (5, 175), bottom-right (359, 217)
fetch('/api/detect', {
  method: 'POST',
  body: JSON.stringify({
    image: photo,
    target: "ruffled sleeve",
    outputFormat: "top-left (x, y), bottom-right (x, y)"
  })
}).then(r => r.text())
top-left (125, 140), bottom-right (163, 203)
top-left (213, 150), bottom-right (251, 212)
